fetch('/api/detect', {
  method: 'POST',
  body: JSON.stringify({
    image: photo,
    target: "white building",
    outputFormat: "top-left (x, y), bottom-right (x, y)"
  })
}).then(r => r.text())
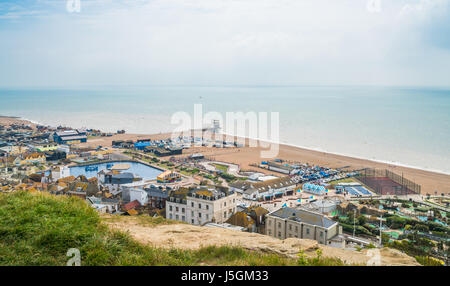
top-left (122, 187), bottom-right (148, 205)
top-left (230, 176), bottom-right (298, 201)
top-left (51, 166), bottom-right (70, 182)
top-left (166, 187), bottom-right (237, 225)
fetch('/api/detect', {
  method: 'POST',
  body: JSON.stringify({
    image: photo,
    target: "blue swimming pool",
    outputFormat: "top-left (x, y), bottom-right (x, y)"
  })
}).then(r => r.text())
top-left (70, 161), bottom-right (163, 180)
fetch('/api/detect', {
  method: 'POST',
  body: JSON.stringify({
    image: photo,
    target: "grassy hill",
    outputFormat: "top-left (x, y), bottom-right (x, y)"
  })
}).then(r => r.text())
top-left (0, 191), bottom-right (347, 266)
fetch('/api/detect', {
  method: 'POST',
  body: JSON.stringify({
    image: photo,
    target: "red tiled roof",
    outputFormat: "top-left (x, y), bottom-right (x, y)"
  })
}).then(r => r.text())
top-left (123, 200), bottom-right (141, 210)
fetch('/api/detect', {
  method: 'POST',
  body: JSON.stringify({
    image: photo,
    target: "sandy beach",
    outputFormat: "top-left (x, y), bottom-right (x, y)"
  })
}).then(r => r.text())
top-left (1, 116), bottom-right (449, 195)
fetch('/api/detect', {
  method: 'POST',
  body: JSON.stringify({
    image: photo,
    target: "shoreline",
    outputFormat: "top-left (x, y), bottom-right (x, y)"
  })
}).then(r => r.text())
top-left (4, 115), bottom-right (449, 175)
top-left (1, 115), bottom-right (449, 194)
top-left (222, 132), bottom-right (450, 176)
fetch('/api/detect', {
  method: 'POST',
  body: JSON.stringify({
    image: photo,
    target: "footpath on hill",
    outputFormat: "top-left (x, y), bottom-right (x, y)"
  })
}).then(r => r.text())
top-left (103, 215), bottom-right (420, 266)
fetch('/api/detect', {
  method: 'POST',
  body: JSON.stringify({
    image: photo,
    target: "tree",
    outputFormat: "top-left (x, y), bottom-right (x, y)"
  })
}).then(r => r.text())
top-left (413, 224), bottom-right (429, 233)
top-left (357, 215), bottom-right (367, 226)
top-left (381, 233), bottom-right (390, 245)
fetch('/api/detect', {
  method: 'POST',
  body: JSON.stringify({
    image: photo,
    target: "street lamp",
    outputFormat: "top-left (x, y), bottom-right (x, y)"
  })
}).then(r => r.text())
top-left (379, 215), bottom-right (383, 247)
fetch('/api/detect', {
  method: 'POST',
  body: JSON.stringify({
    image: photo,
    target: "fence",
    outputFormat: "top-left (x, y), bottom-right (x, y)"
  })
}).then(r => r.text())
top-left (356, 168), bottom-right (421, 195)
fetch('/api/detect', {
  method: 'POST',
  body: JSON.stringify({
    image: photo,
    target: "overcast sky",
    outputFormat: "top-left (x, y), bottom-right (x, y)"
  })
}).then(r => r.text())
top-left (0, 0), bottom-right (449, 87)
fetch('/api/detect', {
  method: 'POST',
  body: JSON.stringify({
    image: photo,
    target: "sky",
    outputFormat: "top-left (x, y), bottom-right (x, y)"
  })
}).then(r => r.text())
top-left (0, 0), bottom-right (449, 87)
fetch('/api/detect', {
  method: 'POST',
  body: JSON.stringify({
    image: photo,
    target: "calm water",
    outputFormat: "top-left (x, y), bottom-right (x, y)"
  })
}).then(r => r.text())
top-left (69, 161), bottom-right (163, 180)
top-left (1, 86), bottom-right (449, 174)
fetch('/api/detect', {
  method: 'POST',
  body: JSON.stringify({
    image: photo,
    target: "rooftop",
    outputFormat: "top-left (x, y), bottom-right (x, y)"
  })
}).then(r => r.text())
top-left (269, 207), bottom-right (337, 229)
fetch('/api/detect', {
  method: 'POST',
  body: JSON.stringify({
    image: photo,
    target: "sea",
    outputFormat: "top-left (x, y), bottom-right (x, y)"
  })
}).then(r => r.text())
top-left (0, 86), bottom-right (449, 174)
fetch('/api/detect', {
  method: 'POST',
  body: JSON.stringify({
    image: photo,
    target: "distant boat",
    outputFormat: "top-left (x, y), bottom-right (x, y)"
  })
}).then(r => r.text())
top-left (85, 166), bottom-right (98, 171)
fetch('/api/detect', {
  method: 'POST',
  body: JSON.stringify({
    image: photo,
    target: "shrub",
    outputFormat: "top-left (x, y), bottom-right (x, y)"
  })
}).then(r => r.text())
top-left (415, 256), bottom-right (444, 266)
top-left (412, 224), bottom-right (429, 233)
top-left (365, 243), bottom-right (376, 249)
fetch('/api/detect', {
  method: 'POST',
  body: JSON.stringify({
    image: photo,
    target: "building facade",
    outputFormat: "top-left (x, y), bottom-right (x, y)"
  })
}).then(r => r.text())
top-left (166, 187), bottom-right (237, 225)
top-left (53, 130), bottom-right (87, 144)
top-left (230, 176), bottom-right (297, 201)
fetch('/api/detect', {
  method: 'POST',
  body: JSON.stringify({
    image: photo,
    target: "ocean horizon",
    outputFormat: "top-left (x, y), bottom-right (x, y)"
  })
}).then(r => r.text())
top-left (1, 85), bottom-right (449, 175)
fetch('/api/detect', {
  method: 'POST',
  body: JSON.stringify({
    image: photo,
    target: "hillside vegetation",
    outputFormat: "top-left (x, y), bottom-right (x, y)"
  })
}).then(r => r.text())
top-left (0, 191), bottom-right (348, 266)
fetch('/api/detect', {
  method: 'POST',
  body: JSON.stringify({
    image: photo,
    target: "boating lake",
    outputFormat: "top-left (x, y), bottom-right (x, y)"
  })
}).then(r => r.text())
top-left (69, 161), bottom-right (163, 180)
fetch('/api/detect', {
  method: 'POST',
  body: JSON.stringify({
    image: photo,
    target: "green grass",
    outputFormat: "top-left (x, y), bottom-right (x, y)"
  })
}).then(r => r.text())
top-left (213, 163), bottom-right (229, 172)
top-left (0, 191), bottom-right (351, 266)
top-left (102, 214), bottom-right (185, 227)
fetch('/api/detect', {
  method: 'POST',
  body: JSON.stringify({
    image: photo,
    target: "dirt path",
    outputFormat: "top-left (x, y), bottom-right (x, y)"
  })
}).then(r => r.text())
top-left (104, 216), bottom-right (419, 266)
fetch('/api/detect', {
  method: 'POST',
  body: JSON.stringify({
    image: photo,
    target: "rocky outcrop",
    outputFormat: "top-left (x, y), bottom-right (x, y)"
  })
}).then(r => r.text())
top-left (104, 216), bottom-right (420, 266)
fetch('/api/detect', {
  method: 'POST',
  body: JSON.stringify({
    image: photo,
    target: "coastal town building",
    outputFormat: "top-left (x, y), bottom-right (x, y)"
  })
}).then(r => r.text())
top-left (266, 161), bottom-right (298, 175)
top-left (98, 170), bottom-right (138, 185)
top-left (157, 170), bottom-right (181, 183)
top-left (145, 186), bottom-right (168, 209)
top-left (230, 176), bottom-right (298, 201)
top-left (50, 166), bottom-right (71, 182)
top-left (265, 207), bottom-right (341, 244)
top-left (226, 206), bottom-right (269, 233)
top-left (14, 152), bottom-right (46, 165)
top-left (53, 130), bottom-right (87, 144)
top-left (0, 145), bottom-right (29, 155)
top-left (32, 143), bottom-right (58, 153)
top-left (86, 196), bottom-right (120, 214)
top-left (146, 146), bottom-right (183, 157)
top-left (166, 186), bottom-right (237, 225)
top-left (122, 187), bottom-right (148, 205)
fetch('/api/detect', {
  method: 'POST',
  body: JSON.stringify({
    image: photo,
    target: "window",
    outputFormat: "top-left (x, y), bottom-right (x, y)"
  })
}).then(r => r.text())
top-left (306, 228), bottom-right (310, 235)
top-left (198, 203), bottom-right (201, 209)
top-left (224, 211), bottom-right (227, 218)
top-left (289, 225), bottom-right (292, 231)
top-left (295, 226), bottom-right (298, 231)
top-left (175, 207), bottom-right (179, 212)
top-left (191, 202), bottom-right (194, 207)
top-left (182, 216), bottom-right (185, 221)
top-left (176, 214), bottom-right (179, 220)
top-left (268, 220), bottom-right (271, 226)
top-left (182, 208), bottom-right (185, 213)
top-left (320, 231), bottom-right (323, 238)
top-left (169, 214), bottom-right (173, 219)
top-left (278, 232), bottom-right (281, 237)
top-left (169, 206), bottom-right (172, 211)
top-left (224, 202), bottom-right (226, 207)
top-left (191, 219), bottom-right (194, 223)
top-left (206, 214), bottom-right (209, 220)
top-left (206, 205), bottom-right (209, 210)
top-left (278, 222), bottom-right (281, 228)
top-left (268, 230), bottom-right (272, 235)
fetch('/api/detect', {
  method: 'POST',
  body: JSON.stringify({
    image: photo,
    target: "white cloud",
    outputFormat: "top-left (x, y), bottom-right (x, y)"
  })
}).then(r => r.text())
top-left (0, 0), bottom-right (449, 87)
